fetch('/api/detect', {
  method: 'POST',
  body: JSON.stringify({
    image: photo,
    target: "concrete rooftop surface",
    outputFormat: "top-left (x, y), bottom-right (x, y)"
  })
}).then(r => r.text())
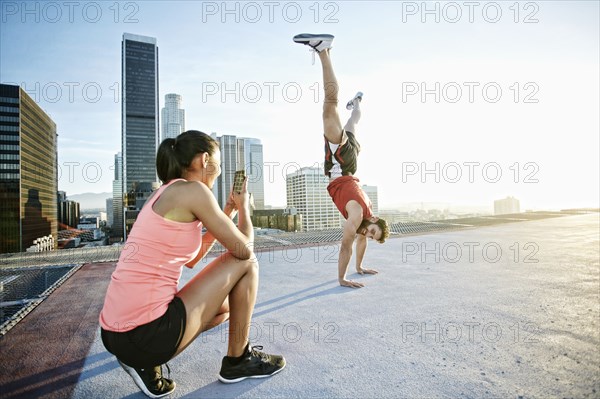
top-left (1, 213), bottom-right (599, 398)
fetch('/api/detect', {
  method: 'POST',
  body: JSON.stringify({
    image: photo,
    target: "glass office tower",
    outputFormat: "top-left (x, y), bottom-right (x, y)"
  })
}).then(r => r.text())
top-left (0, 84), bottom-right (57, 253)
top-left (121, 33), bottom-right (159, 238)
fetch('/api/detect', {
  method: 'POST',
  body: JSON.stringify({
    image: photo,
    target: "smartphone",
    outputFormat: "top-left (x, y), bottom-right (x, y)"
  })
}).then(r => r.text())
top-left (233, 170), bottom-right (245, 193)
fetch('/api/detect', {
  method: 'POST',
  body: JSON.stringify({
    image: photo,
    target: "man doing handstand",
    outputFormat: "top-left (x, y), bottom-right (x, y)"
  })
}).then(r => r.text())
top-left (294, 33), bottom-right (390, 288)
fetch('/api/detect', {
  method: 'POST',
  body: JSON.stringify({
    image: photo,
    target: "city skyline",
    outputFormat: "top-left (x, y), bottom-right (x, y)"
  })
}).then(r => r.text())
top-left (1, 1), bottom-right (598, 211)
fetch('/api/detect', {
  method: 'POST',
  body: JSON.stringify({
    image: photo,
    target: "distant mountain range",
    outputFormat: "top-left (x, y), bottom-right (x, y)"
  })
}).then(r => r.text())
top-left (67, 192), bottom-right (112, 211)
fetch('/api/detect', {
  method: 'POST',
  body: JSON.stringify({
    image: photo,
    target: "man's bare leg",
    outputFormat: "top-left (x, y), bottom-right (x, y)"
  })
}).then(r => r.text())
top-left (293, 33), bottom-right (340, 143)
top-left (317, 50), bottom-right (344, 145)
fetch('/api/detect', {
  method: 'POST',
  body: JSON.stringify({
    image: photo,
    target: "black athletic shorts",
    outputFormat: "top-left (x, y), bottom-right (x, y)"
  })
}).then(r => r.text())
top-left (101, 296), bottom-right (187, 369)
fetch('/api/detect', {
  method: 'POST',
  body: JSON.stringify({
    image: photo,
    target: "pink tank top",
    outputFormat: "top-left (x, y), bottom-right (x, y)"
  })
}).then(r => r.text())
top-left (100, 179), bottom-right (202, 332)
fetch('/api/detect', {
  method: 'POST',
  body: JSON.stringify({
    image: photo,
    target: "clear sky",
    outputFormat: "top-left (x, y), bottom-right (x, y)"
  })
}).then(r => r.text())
top-left (1, 0), bottom-right (598, 210)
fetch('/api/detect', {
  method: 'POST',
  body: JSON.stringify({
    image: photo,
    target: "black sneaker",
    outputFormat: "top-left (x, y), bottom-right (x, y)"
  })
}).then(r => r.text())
top-left (218, 343), bottom-right (286, 383)
top-left (118, 359), bottom-right (175, 398)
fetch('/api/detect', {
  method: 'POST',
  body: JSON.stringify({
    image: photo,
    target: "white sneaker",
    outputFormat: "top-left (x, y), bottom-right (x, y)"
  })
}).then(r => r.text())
top-left (346, 92), bottom-right (363, 110)
top-left (293, 33), bottom-right (334, 53)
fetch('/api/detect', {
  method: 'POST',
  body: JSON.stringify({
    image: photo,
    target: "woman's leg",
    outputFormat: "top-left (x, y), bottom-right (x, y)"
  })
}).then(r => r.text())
top-left (173, 252), bottom-right (258, 358)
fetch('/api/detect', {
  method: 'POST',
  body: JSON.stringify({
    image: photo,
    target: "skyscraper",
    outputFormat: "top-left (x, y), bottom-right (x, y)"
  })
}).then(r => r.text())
top-left (112, 152), bottom-right (123, 241)
top-left (106, 197), bottom-right (113, 229)
top-left (0, 84), bottom-right (57, 253)
top-left (57, 191), bottom-right (80, 229)
top-left (286, 167), bottom-right (342, 231)
top-left (161, 93), bottom-right (185, 141)
top-left (239, 137), bottom-right (265, 210)
top-left (121, 33), bottom-right (159, 237)
top-left (210, 134), bottom-right (265, 211)
top-left (212, 134), bottom-right (237, 209)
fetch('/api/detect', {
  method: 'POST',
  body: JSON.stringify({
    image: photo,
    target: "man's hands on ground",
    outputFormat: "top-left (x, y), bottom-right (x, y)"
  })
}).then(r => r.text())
top-left (339, 279), bottom-right (365, 288)
top-left (340, 268), bottom-right (379, 288)
top-left (357, 268), bottom-right (378, 275)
